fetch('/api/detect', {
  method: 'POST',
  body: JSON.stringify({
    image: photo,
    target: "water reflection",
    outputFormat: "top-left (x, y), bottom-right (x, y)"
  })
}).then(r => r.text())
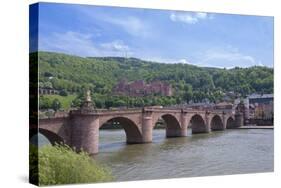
top-left (35, 128), bottom-right (273, 182)
top-left (96, 129), bottom-right (273, 181)
top-left (30, 133), bottom-right (51, 146)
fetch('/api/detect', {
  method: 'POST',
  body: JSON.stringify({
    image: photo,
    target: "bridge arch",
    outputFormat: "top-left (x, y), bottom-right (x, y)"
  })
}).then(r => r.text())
top-left (99, 117), bottom-right (143, 144)
top-left (226, 117), bottom-right (235, 129)
top-left (153, 113), bottom-right (182, 137)
top-left (210, 115), bottom-right (224, 131)
top-left (190, 114), bottom-right (208, 134)
top-left (29, 128), bottom-right (64, 146)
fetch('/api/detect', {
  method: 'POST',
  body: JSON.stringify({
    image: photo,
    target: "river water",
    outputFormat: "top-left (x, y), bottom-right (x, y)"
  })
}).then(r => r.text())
top-left (35, 129), bottom-right (273, 182)
top-left (95, 129), bottom-right (273, 181)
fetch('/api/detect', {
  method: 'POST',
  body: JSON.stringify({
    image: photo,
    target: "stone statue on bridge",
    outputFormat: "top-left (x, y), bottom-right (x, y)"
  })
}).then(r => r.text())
top-left (86, 90), bottom-right (92, 102)
top-left (81, 90), bottom-right (95, 111)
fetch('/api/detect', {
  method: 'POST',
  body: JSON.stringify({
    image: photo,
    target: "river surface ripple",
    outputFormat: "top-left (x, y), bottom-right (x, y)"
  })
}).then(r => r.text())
top-left (94, 129), bottom-right (273, 181)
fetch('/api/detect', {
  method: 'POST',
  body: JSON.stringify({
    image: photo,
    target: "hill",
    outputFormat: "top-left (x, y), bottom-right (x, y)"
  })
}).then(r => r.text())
top-left (33, 51), bottom-right (273, 109)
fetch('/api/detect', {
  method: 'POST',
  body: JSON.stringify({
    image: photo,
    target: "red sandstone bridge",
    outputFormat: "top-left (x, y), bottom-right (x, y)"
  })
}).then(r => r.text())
top-left (31, 103), bottom-right (243, 154)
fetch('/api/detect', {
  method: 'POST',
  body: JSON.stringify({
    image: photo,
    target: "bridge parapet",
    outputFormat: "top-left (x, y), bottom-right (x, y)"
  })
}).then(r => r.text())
top-left (67, 107), bottom-right (233, 117)
top-left (70, 109), bottom-right (142, 116)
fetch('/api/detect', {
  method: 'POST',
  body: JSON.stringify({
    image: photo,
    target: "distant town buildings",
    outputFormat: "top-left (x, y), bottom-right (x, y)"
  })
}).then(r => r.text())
top-left (168, 101), bottom-right (234, 111)
top-left (39, 88), bottom-right (59, 95)
top-left (247, 94), bottom-right (273, 120)
top-left (235, 93), bottom-right (273, 121)
top-left (113, 79), bottom-right (173, 97)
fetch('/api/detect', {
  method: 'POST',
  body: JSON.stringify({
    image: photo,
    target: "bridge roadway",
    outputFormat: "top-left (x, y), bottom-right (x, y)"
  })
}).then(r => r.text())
top-left (31, 107), bottom-right (243, 154)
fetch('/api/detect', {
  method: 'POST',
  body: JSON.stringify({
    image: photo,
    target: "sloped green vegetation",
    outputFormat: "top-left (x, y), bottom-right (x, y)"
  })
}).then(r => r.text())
top-left (40, 94), bottom-right (76, 110)
top-left (34, 51), bottom-right (273, 110)
top-left (29, 144), bottom-right (113, 186)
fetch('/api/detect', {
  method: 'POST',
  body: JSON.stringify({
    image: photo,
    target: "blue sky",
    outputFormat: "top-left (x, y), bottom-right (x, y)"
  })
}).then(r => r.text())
top-left (31, 2), bottom-right (274, 68)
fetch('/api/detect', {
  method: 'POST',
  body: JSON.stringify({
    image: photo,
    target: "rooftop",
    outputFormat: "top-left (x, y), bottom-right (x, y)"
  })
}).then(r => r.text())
top-left (248, 94), bottom-right (273, 99)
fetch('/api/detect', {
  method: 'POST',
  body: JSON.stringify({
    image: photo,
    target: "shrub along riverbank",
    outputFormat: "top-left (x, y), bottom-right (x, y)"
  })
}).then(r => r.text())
top-left (30, 144), bottom-right (113, 186)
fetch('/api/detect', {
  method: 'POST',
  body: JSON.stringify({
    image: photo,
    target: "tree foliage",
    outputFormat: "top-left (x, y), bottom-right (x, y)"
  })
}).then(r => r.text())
top-left (29, 144), bottom-right (113, 186)
top-left (34, 51), bottom-right (273, 110)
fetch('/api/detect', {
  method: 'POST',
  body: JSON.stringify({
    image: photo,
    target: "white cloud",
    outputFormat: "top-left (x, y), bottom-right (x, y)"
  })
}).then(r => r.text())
top-left (205, 51), bottom-right (255, 64)
top-left (196, 12), bottom-right (207, 19)
top-left (100, 40), bottom-right (133, 57)
top-left (170, 11), bottom-right (212, 24)
top-left (198, 47), bottom-right (258, 68)
top-left (77, 7), bottom-right (150, 38)
top-left (141, 57), bottom-right (192, 64)
top-left (170, 13), bottom-right (197, 24)
top-left (39, 31), bottom-right (132, 57)
top-left (178, 59), bottom-right (191, 64)
top-left (100, 40), bottom-right (129, 52)
top-left (141, 49), bottom-right (259, 68)
top-left (39, 31), bottom-right (99, 57)
top-left (104, 16), bottom-right (150, 37)
top-left (257, 60), bottom-right (265, 67)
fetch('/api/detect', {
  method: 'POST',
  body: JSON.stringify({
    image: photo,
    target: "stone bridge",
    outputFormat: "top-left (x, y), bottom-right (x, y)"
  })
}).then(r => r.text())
top-left (30, 105), bottom-right (243, 154)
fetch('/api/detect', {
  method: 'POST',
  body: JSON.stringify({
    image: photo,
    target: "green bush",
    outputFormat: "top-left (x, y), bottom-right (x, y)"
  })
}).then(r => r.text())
top-left (59, 89), bottom-right (68, 96)
top-left (30, 144), bottom-right (113, 186)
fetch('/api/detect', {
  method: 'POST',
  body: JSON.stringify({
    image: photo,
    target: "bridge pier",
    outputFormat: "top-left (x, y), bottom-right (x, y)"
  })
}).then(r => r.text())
top-left (222, 114), bottom-right (227, 130)
top-left (204, 113), bottom-right (212, 133)
top-left (235, 113), bottom-right (244, 128)
top-left (142, 115), bottom-right (153, 143)
top-left (71, 115), bottom-right (100, 154)
top-left (166, 127), bottom-right (187, 137)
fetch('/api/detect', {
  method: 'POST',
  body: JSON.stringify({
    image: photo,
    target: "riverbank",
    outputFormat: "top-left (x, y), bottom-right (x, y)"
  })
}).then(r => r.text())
top-left (238, 125), bottom-right (274, 129)
top-left (30, 144), bottom-right (113, 186)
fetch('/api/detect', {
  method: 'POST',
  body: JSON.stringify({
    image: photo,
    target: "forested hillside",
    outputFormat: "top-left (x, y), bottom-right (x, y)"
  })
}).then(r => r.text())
top-left (34, 51), bottom-right (273, 110)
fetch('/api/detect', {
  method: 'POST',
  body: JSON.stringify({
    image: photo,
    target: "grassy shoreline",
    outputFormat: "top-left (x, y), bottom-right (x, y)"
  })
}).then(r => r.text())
top-left (30, 144), bottom-right (113, 186)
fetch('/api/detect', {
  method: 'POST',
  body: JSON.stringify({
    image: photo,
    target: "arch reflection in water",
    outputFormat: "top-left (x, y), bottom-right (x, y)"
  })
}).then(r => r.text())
top-left (30, 132), bottom-right (51, 147)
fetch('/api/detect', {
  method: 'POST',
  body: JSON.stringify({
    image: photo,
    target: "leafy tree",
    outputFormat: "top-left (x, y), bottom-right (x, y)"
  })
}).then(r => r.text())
top-left (39, 96), bottom-right (52, 110)
top-left (43, 72), bottom-right (53, 77)
top-left (52, 98), bottom-right (61, 111)
top-left (183, 84), bottom-right (193, 103)
top-left (43, 81), bottom-right (53, 89)
top-left (59, 89), bottom-right (68, 96)
top-left (29, 144), bottom-right (113, 186)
